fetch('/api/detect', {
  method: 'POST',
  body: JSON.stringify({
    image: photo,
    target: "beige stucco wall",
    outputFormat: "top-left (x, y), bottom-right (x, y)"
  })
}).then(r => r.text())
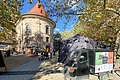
top-left (16, 14), bottom-right (55, 52)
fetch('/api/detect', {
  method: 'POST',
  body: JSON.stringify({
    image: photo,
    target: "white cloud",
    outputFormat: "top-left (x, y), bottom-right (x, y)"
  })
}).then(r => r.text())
top-left (54, 28), bottom-right (60, 32)
top-left (67, 0), bottom-right (78, 10)
top-left (70, 25), bottom-right (73, 28)
top-left (54, 28), bottom-right (60, 34)
top-left (54, 31), bottom-right (56, 34)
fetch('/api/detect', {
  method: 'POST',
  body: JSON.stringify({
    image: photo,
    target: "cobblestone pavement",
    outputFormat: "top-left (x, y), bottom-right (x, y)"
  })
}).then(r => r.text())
top-left (2, 54), bottom-right (36, 71)
top-left (1, 53), bottom-right (120, 80)
top-left (31, 56), bottom-right (120, 80)
top-left (0, 57), bottom-right (43, 80)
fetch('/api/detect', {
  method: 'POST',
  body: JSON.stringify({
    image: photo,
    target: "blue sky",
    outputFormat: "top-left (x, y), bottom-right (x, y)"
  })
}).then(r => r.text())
top-left (20, 0), bottom-right (78, 33)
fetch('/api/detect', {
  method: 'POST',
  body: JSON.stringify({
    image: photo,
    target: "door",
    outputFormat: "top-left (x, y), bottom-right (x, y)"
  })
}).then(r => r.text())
top-left (77, 50), bottom-right (89, 76)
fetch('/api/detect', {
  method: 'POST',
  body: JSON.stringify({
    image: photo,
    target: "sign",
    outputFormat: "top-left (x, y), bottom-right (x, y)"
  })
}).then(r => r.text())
top-left (95, 52), bottom-right (113, 73)
top-left (0, 50), bottom-right (7, 72)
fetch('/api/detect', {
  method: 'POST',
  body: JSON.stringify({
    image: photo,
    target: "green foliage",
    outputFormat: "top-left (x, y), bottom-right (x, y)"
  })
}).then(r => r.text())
top-left (32, 0), bottom-right (85, 29)
top-left (72, 0), bottom-right (120, 47)
top-left (1, 0), bottom-right (119, 45)
top-left (0, 0), bottom-right (23, 42)
top-left (53, 32), bottom-right (62, 40)
top-left (60, 30), bottom-right (74, 40)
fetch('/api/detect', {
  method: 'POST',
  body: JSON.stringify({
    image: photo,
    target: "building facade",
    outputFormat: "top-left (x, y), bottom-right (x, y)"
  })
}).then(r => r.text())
top-left (16, 2), bottom-right (55, 52)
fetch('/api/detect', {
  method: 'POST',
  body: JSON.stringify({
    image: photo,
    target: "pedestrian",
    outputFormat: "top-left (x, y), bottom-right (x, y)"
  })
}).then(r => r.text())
top-left (11, 49), bottom-right (14, 55)
top-left (44, 46), bottom-right (49, 59)
top-left (33, 48), bottom-right (35, 55)
top-left (12, 48), bottom-right (15, 55)
top-left (31, 48), bottom-right (33, 54)
top-left (6, 49), bottom-right (10, 57)
top-left (41, 48), bottom-right (44, 56)
top-left (23, 48), bottom-right (25, 54)
top-left (53, 48), bottom-right (56, 56)
top-left (35, 48), bottom-right (38, 56)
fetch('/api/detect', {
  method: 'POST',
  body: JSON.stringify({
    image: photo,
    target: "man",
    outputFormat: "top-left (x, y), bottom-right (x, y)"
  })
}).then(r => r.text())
top-left (44, 46), bottom-right (50, 59)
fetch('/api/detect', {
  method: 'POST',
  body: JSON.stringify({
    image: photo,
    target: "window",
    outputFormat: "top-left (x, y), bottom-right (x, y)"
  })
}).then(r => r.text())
top-left (79, 52), bottom-right (87, 62)
top-left (26, 25), bottom-right (31, 35)
top-left (45, 25), bottom-right (49, 34)
top-left (41, 10), bottom-right (42, 13)
top-left (38, 4), bottom-right (41, 8)
top-left (46, 37), bottom-right (49, 42)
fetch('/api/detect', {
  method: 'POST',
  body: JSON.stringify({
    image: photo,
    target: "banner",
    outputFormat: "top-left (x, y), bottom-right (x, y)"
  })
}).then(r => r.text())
top-left (95, 52), bottom-right (113, 73)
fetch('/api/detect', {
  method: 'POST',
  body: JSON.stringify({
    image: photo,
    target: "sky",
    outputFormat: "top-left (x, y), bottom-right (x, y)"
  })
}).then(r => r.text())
top-left (20, 0), bottom-right (78, 34)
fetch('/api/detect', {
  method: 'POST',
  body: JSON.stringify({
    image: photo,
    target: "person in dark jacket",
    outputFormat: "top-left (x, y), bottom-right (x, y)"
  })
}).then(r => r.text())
top-left (6, 49), bottom-right (10, 57)
top-left (35, 48), bottom-right (38, 56)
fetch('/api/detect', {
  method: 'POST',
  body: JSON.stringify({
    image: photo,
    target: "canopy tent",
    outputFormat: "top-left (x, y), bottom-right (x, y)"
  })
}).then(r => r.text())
top-left (59, 34), bottom-right (97, 62)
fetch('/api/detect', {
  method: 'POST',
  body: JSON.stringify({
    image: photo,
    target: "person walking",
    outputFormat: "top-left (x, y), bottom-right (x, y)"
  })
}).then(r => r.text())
top-left (23, 48), bottom-right (25, 54)
top-left (35, 49), bottom-right (38, 56)
top-left (6, 49), bottom-right (10, 57)
top-left (44, 46), bottom-right (49, 59)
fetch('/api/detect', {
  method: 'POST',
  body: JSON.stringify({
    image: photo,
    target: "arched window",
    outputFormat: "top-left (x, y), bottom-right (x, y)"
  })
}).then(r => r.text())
top-left (46, 25), bottom-right (49, 34)
top-left (26, 25), bottom-right (31, 35)
top-left (46, 37), bottom-right (49, 42)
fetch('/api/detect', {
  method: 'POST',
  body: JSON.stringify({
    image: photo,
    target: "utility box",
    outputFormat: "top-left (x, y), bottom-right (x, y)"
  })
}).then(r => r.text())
top-left (89, 49), bottom-right (114, 74)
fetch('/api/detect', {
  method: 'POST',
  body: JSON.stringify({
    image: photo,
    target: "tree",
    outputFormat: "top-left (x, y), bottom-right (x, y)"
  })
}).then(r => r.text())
top-left (24, 32), bottom-right (43, 48)
top-left (60, 30), bottom-right (74, 40)
top-left (24, 0), bottom-right (119, 33)
top-left (0, 0), bottom-right (85, 41)
top-left (72, 0), bottom-right (120, 47)
top-left (53, 32), bottom-right (62, 40)
top-left (1, 0), bottom-right (119, 43)
top-left (22, 0), bottom-right (86, 28)
top-left (0, 0), bottom-right (23, 42)
top-left (53, 32), bottom-right (62, 50)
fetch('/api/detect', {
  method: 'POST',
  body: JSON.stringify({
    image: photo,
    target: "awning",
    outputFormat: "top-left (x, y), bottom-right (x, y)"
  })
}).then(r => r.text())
top-left (0, 42), bottom-right (17, 45)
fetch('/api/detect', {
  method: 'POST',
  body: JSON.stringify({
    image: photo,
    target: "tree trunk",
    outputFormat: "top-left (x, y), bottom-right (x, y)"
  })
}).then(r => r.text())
top-left (114, 31), bottom-right (120, 68)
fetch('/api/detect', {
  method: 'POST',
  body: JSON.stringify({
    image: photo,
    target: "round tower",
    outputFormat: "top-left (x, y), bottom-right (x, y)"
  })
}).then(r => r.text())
top-left (16, 2), bottom-right (55, 52)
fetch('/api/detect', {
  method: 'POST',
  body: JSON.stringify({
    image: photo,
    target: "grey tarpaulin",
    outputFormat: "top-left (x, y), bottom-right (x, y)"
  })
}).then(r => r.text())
top-left (59, 34), bottom-right (96, 63)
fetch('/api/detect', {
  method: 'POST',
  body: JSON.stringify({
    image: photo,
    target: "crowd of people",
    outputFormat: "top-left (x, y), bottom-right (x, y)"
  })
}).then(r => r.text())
top-left (24, 45), bottom-right (54, 60)
top-left (0, 45), bottom-right (56, 61)
top-left (0, 48), bottom-right (18, 57)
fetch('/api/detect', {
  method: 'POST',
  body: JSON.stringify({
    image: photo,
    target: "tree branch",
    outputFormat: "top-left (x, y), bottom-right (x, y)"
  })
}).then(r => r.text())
top-left (106, 8), bottom-right (120, 16)
top-left (103, 0), bottom-right (106, 10)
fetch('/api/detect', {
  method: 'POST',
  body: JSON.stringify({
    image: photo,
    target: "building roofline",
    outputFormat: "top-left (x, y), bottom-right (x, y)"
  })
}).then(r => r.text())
top-left (27, 2), bottom-right (47, 17)
top-left (16, 14), bottom-right (56, 28)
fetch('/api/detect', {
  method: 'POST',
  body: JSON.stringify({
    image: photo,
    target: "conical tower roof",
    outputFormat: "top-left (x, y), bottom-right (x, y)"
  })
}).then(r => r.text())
top-left (28, 2), bottom-right (47, 17)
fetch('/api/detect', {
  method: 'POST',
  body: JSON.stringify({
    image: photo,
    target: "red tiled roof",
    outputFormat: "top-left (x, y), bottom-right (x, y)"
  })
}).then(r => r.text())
top-left (28, 2), bottom-right (47, 17)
